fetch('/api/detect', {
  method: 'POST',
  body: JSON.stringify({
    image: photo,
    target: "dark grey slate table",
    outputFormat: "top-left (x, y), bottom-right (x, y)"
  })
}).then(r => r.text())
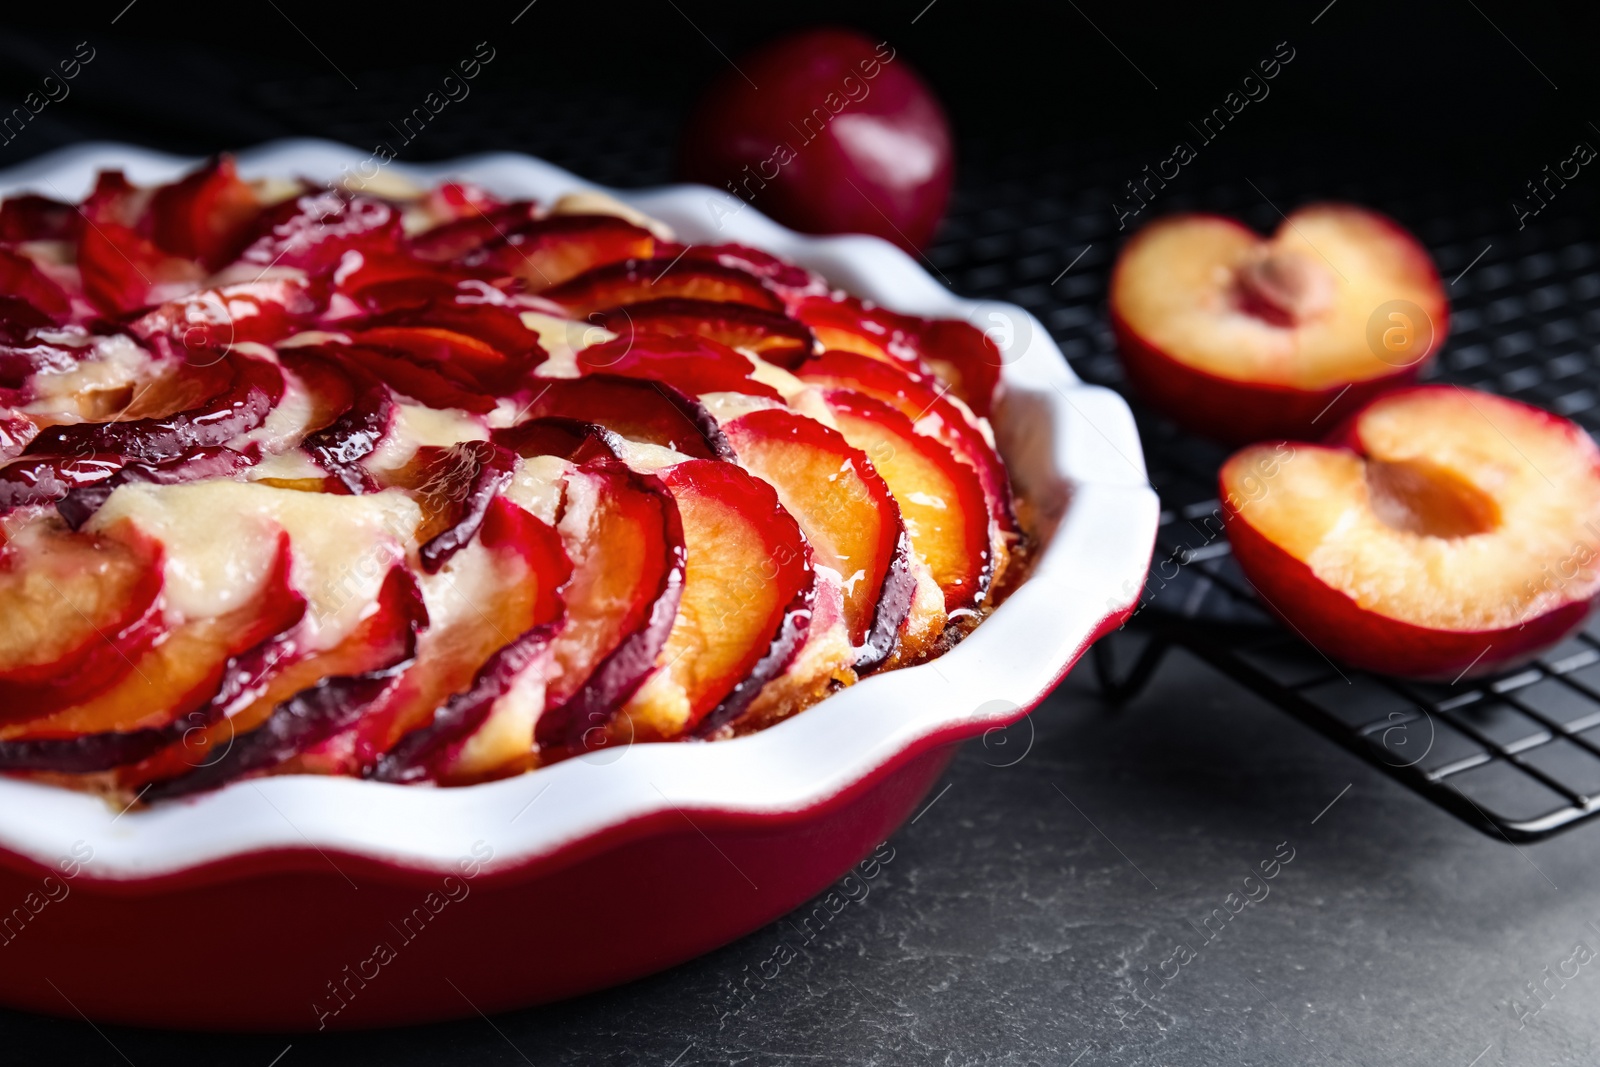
top-left (10, 645), bottom-right (1595, 1066)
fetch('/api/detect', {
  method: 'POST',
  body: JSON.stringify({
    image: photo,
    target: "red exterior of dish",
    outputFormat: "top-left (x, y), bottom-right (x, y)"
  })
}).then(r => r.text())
top-left (0, 604), bottom-right (1133, 1032)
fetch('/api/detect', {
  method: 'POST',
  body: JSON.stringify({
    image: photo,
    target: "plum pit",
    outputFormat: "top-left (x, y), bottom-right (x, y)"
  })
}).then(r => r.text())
top-left (1236, 248), bottom-right (1335, 325)
top-left (1364, 457), bottom-right (1500, 538)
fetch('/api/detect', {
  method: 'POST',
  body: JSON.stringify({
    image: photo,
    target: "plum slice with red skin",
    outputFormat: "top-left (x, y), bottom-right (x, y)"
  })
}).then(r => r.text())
top-left (346, 325), bottom-right (539, 397)
top-left (414, 181), bottom-right (506, 231)
top-left (595, 298), bottom-right (815, 369)
top-left (722, 408), bottom-right (913, 671)
top-left (54, 445), bottom-right (262, 530)
top-left (0, 248), bottom-right (74, 324)
top-left (138, 564), bottom-right (428, 799)
top-left (407, 203), bottom-right (539, 263)
top-left (371, 499), bottom-right (572, 781)
top-left (355, 298), bottom-right (547, 366)
top-left (146, 156), bottom-right (263, 270)
top-left (131, 275), bottom-right (324, 353)
top-left (422, 212), bottom-right (658, 294)
top-left (78, 220), bottom-right (206, 317)
top-left (514, 374), bottom-right (732, 459)
top-left (0, 533), bottom-right (307, 772)
top-left (795, 350), bottom-right (1014, 534)
top-left (333, 341), bottom-right (497, 414)
top-left (238, 191), bottom-right (402, 273)
top-left (535, 461), bottom-right (686, 754)
top-left (493, 417), bottom-right (622, 463)
top-left (0, 194), bottom-right (80, 243)
top-left (819, 389), bottom-right (993, 612)
top-left (675, 243), bottom-right (828, 301)
top-left (577, 333), bottom-right (781, 401)
top-left (413, 441), bottom-right (519, 572)
top-left (0, 521), bottom-right (165, 720)
top-left (0, 412), bottom-right (35, 461)
top-left (1, 530), bottom-right (304, 747)
top-left (25, 351), bottom-right (284, 464)
top-left (282, 349), bottom-right (395, 495)
top-left (0, 454), bottom-right (126, 512)
top-left (791, 294), bottom-right (1001, 419)
top-left (618, 458), bottom-right (813, 741)
top-left (542, 257), bottom-right (784, 319)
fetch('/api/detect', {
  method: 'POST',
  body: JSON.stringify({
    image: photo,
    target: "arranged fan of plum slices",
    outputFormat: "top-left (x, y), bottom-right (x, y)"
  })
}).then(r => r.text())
top-left (0, 157), bottom-right (1024, 800)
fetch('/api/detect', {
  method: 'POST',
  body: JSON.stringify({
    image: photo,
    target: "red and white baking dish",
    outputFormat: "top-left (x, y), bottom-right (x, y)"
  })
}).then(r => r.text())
top-left (0, 140), bottom-right (1157, 1031)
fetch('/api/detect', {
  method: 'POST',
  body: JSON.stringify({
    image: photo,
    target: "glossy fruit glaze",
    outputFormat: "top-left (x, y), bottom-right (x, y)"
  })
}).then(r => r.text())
top-left (0, 157), bottom-right (1021, 802)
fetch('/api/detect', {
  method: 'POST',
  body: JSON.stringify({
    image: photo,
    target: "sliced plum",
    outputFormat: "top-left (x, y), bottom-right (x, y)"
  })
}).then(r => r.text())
top-left (595, 298), bottom-right (815, 369)
top-left (0, 520), bottom-right (164, 719)
top-left (493, 416), bottom-right (622, 463)
top-left (1, 530), bottom-right (303, 746)
top-left (413, 440), bottom-right (518, 572)
top-left (282, 349), bottom-right (395, 495)
top-left (617, 458), bottom-right (812, 741)
top-left (146, 156), bottom-right (264, 269)
top-left (136, 564), bottom-right (426, 799)
top-left (723, 408), bottom-right (913, 670)
top-left (795, 350), bottom-right (1014, 534)
top-left (535, 461), bottom-right (685, 754)
top-left (0, 247), bottom-right (74, 324)
top-left (819, 388), bottom-right (992, 611)
top-left (25, 351), bottom-right (284, 464)
top-left (0, 194), bottom-right (80, 243)
top-left (792, 294), bottom-right (1001, 418)
top-left (514, 374), bottom-right (732, 458)
top-left (542, 257), bottom-right (783, 318)
top-left (577, 333), bottom-right (781, 400)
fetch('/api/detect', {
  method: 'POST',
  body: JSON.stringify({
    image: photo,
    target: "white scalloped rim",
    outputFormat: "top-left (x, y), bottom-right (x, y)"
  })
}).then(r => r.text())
top-left (0, 140), bottom-right (1158, 881)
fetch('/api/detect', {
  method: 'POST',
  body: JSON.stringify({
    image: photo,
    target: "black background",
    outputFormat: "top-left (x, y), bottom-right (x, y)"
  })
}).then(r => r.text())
top-left (4, 2), bottom-right (1600, 1064)
top-left (1, 1), bottom-right (1597, 199)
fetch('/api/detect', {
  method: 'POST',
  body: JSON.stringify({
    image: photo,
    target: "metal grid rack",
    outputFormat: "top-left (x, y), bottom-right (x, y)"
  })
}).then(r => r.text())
top-left (249, 80), bottom-right (1600, 841)
top-left (928, 139), bottom-right (1600, 843)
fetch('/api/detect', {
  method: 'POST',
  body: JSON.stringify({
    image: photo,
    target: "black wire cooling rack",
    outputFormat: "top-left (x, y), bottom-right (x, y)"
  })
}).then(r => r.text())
top-left (248, 76), bottom-right (1600, 841)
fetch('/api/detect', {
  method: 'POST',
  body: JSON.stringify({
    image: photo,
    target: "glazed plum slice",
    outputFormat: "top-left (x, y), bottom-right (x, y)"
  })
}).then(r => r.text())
top-left (0, 248), bottom-right (75, 324)
top-left (617, 458), bottom-right (813, 741)
top-left (370, 498), bottom-right (572, 782)
top-left (136, 564), bottom-right (427, 798)
top-left (575, 334), bottom-right (781, 401)
top-left (282, 350), bottom-right (395, 495)
top-left (0, 194), bottom-right (80, 243)
top-left (25, 351), bottom-right (284, 464)
top-left (0, 530), bottom-right (304, 749)
top-left (493, 417), bottom-right (622, 463)
top-left (819, 389), bottom-right (992, 612)
top-left (346, 324), bottom-right (540, 397)
top-left (131, 275), bottom-right (323, 353)
top-left (795, 350), bottom-right (1014, 535)
top-left (354, 299), bottom-right (547, 366)
top-left (146, 155), bottom-right (264, 269)
top-left (535, 462), bottom-right (686, 754)
top-left (542, 257), bottom-right (784, 319)
top-left (511, 374), bottom-right (731, 459)
top-left (0, 521), bottom-right (164, 719)
top-left (792, 294), bottom-right (1001, 418)
top-left (595, 298), bottom-right (815, 369)
top-left (722, 409), bottom-right (912, 669)
top-left (412, 441), bottom-right (519, 572)
top-left (0, 454), bottom-right (126, 512)
top-left (238, 191), bottom-right (402, 275)
top-left (432, 213), bottom-right (658, 293)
